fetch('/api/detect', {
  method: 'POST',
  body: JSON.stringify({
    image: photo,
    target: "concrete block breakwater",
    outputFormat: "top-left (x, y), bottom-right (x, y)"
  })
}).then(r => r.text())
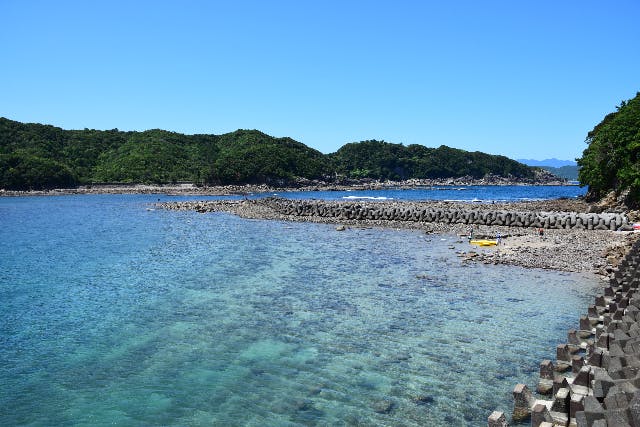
top-left (260, 199), bottom-right (632, 231)
top-left (489, 239), bottom-right (640, 426)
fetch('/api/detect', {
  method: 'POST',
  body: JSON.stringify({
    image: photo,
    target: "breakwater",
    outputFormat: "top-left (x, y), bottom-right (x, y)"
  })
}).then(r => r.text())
top-left (160, 198), bottom-right (638, 273)
top-left (489, 238), bottom-right (640, 427)
top-left (236, 198), bottom-right (632, 231)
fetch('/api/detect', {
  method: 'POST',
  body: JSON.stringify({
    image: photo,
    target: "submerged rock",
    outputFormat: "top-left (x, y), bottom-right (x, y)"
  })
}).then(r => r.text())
top-left (294, 398), bottom-right (314, 411)
top-left (372, 399), bottom-right (395, 414)
top-left (394, 352), bottom-right (412, 361)
top-left (412, 394), bottom-right (435, 405)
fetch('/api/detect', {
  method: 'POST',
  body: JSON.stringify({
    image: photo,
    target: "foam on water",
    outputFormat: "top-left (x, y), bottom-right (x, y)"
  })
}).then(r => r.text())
top-left (341, 196), bottom-right (393, 200)
top-left (0, 194), bottom-right (599, 426)
top-left (263, 185), bottom-right (586, 202)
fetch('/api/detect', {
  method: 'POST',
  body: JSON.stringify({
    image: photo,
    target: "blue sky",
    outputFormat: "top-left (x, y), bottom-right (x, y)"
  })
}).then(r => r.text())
top-left (1, 1), bottom-right (638, 160)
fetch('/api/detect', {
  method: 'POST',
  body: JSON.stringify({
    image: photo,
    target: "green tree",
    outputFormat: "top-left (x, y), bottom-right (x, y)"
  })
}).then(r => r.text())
top-left (208, 130), bottom-right (329, 184)
top-left (93, 130), bottom-right (210, 183)
top-left (0, 116), bottom-right (540, 190)
top-left (0, 152), bottom-right (77, 190)
top-left (329, 140), bottom-right (534, 180)
top-left (578, 92), bottom-right (640, 207)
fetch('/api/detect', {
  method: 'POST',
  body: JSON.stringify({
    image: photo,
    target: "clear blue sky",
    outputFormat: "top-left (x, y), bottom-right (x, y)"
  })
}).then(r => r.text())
top-left (1, 1), bottom-right (638, 161)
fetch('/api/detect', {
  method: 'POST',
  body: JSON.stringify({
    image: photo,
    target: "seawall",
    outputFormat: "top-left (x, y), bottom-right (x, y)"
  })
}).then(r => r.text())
top-left (252, 198), bottom-right (632, 231)
top-left (489, 238), bottom-right (640, 427)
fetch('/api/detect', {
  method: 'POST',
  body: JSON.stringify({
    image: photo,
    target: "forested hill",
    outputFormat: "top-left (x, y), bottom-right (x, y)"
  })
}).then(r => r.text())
top-left (328, 140), bottom-right (534, 180)
top-left (578, 91), bottom-right (640, 208)
top-left (0, 117), bottom-right (538, 190)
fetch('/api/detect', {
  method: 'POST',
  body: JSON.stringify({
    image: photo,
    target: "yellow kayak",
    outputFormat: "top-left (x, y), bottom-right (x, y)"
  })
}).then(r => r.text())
top-left (470, 239), bottom-right (498, 246)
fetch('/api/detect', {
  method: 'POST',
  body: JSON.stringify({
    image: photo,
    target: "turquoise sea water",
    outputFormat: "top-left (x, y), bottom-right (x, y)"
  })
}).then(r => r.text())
top-left (1, 193), bottom-right (598, 426)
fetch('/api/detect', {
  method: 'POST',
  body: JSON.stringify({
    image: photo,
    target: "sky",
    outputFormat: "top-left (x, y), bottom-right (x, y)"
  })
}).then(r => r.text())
top-left (1, 1), bottom-right (639, 161)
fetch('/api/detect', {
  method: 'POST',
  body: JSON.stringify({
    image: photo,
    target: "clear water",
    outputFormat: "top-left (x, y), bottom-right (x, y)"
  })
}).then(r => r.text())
top-left (263, 185), bottom-right (587, 202)
top-left (0, 194), bottom-right (599, 426)
top-left (179, 184), bottom-right (586, 203)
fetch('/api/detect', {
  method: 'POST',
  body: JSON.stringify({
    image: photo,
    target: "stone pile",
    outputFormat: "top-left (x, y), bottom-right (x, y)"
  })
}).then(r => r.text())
top-left (261, 198), bottom-right (631, 231)
top-left (489, 238), bottom-right (640, 426)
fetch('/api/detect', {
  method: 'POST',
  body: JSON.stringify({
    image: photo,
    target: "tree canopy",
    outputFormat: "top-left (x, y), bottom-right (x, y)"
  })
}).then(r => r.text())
top-left (329, 140), bottom-right (534, 180)
top-left (209, 130), bottom-right (328, 184)
top-left (0, 117), bottom-right (540, 190)
top-left (578, 92), bottom-right (640, 207)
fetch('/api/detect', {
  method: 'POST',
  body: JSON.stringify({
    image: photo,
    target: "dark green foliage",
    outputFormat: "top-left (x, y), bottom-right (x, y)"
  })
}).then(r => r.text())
top-left (62, 129), bottom-right (128, 182)
top-left (0, 153), bottom-right (77, 190)
top-left (209, 130), bottom-right (328, 184)
top-left (0, 117), bottom-right (539, 190)
top-left (578, 92), bottom-right (640, 207)
top-left (328, 140), bottom-right (410, 180)
top-left (329, 140), bottom-right (534, 180)
top-left (93, 130), bottom-right (212, 184)
top-left (0, 118), bottom-right (223, 187)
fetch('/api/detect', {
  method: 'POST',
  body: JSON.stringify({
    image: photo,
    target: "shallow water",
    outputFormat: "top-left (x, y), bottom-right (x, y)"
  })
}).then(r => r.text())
top-left (0, 194), bottom-right (599, 426)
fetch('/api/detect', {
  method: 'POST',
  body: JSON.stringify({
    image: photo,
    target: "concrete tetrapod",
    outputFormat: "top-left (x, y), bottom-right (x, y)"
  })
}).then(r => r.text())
top-left (489, 239), bottom-right (640, 426)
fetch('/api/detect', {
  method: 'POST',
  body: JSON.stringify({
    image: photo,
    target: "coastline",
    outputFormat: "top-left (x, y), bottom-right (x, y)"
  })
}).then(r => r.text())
top-left (1, 187), bottom-right (604, 426)
top-left (4, 180), bottom-right (636, 277)
top-left (0, 177), bottom-right (572, 197)
top-left (6, 184), bottom-right (640, 424)
top-left (158, 198), bottom-right (640, 278)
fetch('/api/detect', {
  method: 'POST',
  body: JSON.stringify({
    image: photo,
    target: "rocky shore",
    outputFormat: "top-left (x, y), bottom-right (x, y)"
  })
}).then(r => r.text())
top-left (489, 237), bottom-right (640, 426)
top-left (5, 178), bottom-right (637, 275)
top-left (0, 174), bottom-right (569, 197)
top-left (158, 198), bottom-right (639, 277)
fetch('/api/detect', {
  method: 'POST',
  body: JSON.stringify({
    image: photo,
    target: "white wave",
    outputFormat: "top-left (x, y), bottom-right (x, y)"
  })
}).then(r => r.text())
top-left (441, 198), bottom-right (510, 203)
top-left (442, 198), bottom-right (483, 202)
top-left (341, 196), bottom-right (393, 200)
top-left (433, 187), bottom-right (468, 191)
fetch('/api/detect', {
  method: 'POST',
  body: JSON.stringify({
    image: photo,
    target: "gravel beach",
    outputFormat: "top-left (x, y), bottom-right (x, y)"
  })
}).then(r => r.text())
top-left (159, 197), bottom-right (640, 278)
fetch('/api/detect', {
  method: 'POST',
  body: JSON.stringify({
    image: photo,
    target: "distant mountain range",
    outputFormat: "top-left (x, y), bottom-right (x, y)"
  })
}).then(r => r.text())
top-left (516, 158), bottom-right (577, 168)
top-left (516, 159), bottom-right (579, 181)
